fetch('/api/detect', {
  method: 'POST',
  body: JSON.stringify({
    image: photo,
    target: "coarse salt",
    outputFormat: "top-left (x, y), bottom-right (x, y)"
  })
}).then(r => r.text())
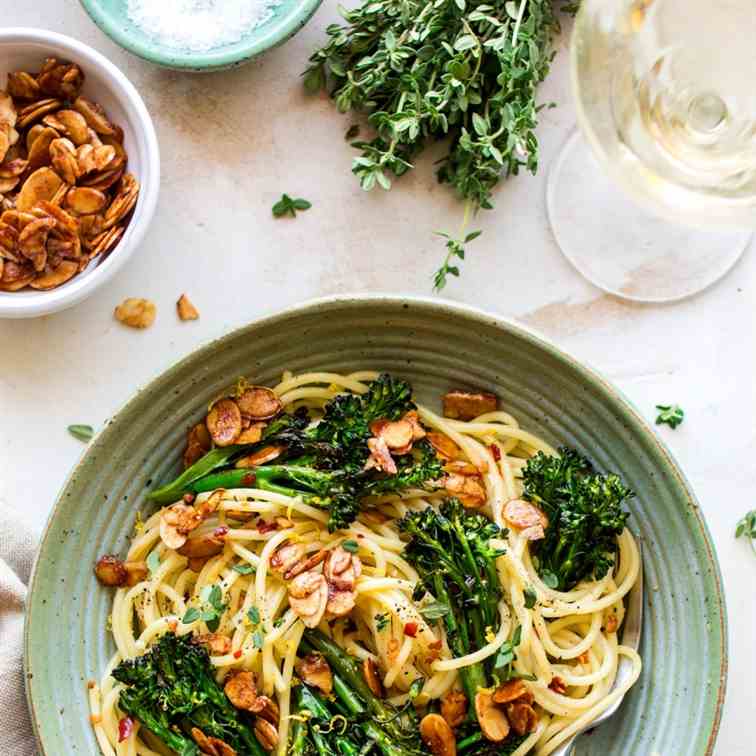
top-left (127, 0), bottom-right (280, 53)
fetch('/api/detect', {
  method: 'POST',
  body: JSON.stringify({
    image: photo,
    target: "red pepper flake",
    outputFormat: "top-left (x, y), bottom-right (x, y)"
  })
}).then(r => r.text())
top-left (257, 519), bottom-right (278, 534)
top-left (86, 680), bottom-right (96, 690)
top-left (214, 526), bottom-right (230, 539)
top-left (489, 444), bottom-right (501, 461)
top-left (548, 676), bottom-right (567, 695)
top-left (403, 622), bottom-right (418, 638)
top-left (182, 493), bottom-right (196, 504)
top-left (168, 619), bottom-right (178, 632)
top-left (241, 472), bottom-right (257, 486)
top-left (118, 716), bottom-right (134, 742)
top-left (233, 649), bottom-right (243, 659)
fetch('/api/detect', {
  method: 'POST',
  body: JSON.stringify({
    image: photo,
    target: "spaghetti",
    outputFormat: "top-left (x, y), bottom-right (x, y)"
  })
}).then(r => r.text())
top-left (90, 370), bottom-right (641, 756)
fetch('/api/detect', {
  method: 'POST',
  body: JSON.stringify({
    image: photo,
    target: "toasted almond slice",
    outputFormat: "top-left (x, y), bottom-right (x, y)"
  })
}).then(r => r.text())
top-left (89, 225), bottom-right (124, 258)
top-left (235, 445), bottom-right (284, 469)
top-left (427, 432), bottom-right (463, 461)
top-left (177, 293), bottom-right (199, 321)
top-left (505, 701), bottom-right (538, 736)
top-left (371, 418), bottom-right (414, 450)
top-left (236, 422), bottom-right (266, 445)
top-left (475, 691), bottom-right (509, 742)
top-left (7, 72), bottom-right (40, 100)
top-left (325, 545), bottom-right (352, 576)
top-left (0, 176), bottom-right (19, 194)
top-left (492, 679), bottom-right (530, 705)
top-left (0, 260), bottom-right (34, 290)
top-left (296, 653), bottom-right (333, 695)
top-left (81, 165), bottom-right (123, 192)
top-left (288, 570), bottom-right (323, 599)
top-left (326, 589), bottom-right (356, 618)
top-left (38, 59), bottom-right (85, 100)
top-left (94, 554), bottom-right (127, 587)
top-left (502, 499), bottom-right (548, 538)
top-left (224, 671), bottom-right (260, 711)
top-left (177, 533), bottom-right (225, 559)
top-left (289, 576), bottom-right (328, 628)
top-left (123, 561), bottom-right (149, 587)
top-left (420, 713), bottom-right (457, 756)
top-left (403, 410), bottom-right (427, 440)
top-left (102, 173), bottom-right (139, 229)
top-left (29, 259), bottom-right (78, 289)
top-left (442, 390), bottom-right (498, 421)
top-left (270, 541), bottom-right (306, 574)
top-left (0, 158), bottom-right (28, 179)
top-left (26, 124), bottom-right (45, 152)
top-left (49, 138), bottom-right (80, 184)
top-left (0, 127), bottom-right (9, 164)
top-left (206, 398), bottom-right (242, 447)
top-left (195, 633), bottom-right (232, 656)
top-left (254, 719), bottom-right (278, 752)
top-left (73, 96), bottom-right (115, 135)
top-left (18, 216), bottom-right (55, 271)
top-left (236, 387), bottom-right (282, 421)
top-left (443, 460), bottom-right (480, 476)
top-left (444, 473), bottom-right (486, 508)
top-left (366, 436), bottom-right (397, 474)
top-left (54, 109), bottom-right (90, 145)
top-left (17, 167), bottom-right (63, 212)
top-left (0, 91), bottom-right (16, 128)
top-left (362, 658), bottom-right (384, 698)
top-left (17, 98), bottom-right (63, 130)
top-left (284, 548), bottom-right (327, 581)
top-left (114, 297), bottom-right (156, 329)
top-left (184, 422), bottom-right (212, 468)
top-left (66, 186), bottom-right (108, 215)
top-left (440, 690), bottom-right (468, 728)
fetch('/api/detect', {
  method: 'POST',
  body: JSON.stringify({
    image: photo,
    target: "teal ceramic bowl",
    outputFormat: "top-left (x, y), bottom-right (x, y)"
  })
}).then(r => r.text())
top-left (79, 0), bottom-right (323, 71)
top-left (24, 296), bottom-right (727, 755)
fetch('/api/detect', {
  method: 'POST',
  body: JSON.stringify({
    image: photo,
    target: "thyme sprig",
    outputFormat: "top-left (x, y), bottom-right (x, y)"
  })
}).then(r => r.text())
top-left (305, 0), bottom-right (564, 286)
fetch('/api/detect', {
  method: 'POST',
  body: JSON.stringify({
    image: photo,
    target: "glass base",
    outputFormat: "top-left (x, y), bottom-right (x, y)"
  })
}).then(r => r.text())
top-left (546, 130), bottom-right (752, 303)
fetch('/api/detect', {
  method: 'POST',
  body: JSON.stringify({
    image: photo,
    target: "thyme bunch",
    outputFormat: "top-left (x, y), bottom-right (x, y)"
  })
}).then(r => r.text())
top-left (305, 0), bottom-right (565, 287)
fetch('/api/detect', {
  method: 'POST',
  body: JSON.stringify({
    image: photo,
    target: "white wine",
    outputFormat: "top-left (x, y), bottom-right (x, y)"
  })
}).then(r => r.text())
top-left (573, 0), bottom-right (756, 227)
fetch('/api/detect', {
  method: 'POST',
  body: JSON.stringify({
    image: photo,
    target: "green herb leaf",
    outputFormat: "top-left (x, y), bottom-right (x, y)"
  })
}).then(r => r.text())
top-left (247, 606), bottom-right (261, 625)
top-left (208, 584), bottom-right (223, 611)
top-left (735, 509), bottom-right (756, 556)
top-left (342, 539), bottom-right (359, 553)
top-left (540, 570), bottom-right (559, 589)
top-left (272, 194), bottom-right (312, 218)
top-left (68, 424), bottom-right (94, 442)
top-left (146, 550), bottom-right (160, 576)
top-left (419, 602), bottom-right (450, 621)
top-left (375, 612), bottom-right (390, 632)
top-left (273, 617), bottom-right (285, 628)
top-left (523, 586), bottom-right (537, 609)
top-left (252, 630), bottom-right (264, 649)
top-left (182, 607), bottom-right (201, 624)
top-left (655, 404), bottom-right (684, 429)
top-left (233, 563), bottom-right (255, 575)
top-left (433, 224), bottom-right (482, 291)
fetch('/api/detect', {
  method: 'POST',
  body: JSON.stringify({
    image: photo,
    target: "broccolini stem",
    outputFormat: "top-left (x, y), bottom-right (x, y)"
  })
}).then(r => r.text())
top-left (333, 673), bottom-right (367, 715)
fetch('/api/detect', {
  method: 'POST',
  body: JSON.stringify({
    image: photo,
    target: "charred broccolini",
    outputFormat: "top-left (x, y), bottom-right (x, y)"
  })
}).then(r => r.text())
top-left (112, 632), bottom-right (266, 756)
top-left (149, 374), bottom-right (442, 531)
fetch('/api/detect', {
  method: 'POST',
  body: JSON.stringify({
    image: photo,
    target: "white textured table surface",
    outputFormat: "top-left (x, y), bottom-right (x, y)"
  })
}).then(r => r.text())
top-left (1, 3), bottom-right (755, 754)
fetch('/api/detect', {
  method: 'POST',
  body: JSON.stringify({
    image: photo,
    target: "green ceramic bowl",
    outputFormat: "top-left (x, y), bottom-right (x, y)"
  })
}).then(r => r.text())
top-left (79, 0), bottom-right (323, 71)
top-left (24, 295), bottom-right (727, 755)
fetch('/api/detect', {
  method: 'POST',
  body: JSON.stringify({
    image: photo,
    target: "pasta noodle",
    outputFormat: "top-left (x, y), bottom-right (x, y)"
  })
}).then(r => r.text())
top-left (90, 370), bottom-right (641, 756)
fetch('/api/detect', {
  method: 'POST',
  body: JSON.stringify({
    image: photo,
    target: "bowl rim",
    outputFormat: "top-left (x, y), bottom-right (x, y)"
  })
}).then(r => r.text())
top-left (23, 293), bottom-right (728, 754)
top-left (78, 0), bottom-right (325, 70)
top-left (0, 27), bottom-right (160, 318)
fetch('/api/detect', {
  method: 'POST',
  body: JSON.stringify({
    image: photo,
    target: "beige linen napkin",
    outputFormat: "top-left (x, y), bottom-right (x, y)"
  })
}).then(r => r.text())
top-left (0, 499), bottom-right (39, 756)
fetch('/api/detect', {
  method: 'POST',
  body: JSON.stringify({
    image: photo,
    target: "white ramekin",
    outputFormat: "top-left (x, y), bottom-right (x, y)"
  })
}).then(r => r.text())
top-left (0, 28), bottom-right (160, 318)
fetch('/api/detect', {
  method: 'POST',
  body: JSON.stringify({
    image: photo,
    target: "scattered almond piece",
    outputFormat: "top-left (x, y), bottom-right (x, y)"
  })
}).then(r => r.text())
top-left (177, 293), bottom-right (199, 321)
top-left (114, 297), bottom-right (156, 329)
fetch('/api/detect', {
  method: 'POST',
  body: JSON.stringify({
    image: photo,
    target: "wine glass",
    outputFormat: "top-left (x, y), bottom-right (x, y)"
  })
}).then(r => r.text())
top-left (547, 0), bottom-right (756, 302)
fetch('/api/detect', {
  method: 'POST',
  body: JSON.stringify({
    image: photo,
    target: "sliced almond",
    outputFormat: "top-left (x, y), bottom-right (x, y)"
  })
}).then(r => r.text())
top-left (0, 91), bottom-right (16, 128)
top-left (254, 719), bottom-right (278, 752)
top-left (288, 570), bottom-right (323, 599)
top-left (80, 165), bottom-right (123, 192)
top-left (16, 167), bottom-right (63, 212)
top-left (177, 533), bottom-right (225, 559)
top-left (288, 573), bottom-right (328, 627)
top-left (29, 259), bottom-right (78, 289)
top-left (366, 436), bottom-right (397, 474)
top-left (0, 158), bottom-right (28, 179)
top-left (270, 541), bottom-right (306, 574)
top-left (502, 499), bottom-right (548, 540)
top-left (89, 225), bottom-right (124, 258)
top-left (195, 633), bottom-right (232, 656)
top-left (444, 473), bottom-right (486, 508)
top-left (235, 445), bottom-right (284, 469)
top-left (49, 138), bottom-right (80, 184)
top-left (235, 422), bottom-right (266, 445)
top-left (362, 658), bottom-right (384, 698)
top-left (0, 260), bottom-right (34, 290)
top-left (492, 679), bottom-right (530, 705)
top-left (17, 216), bottom-right (55, 271)
top-left (26, 124), bottom-right (45, 152)
top-left (177, 293), bottom-right (199, 321)
top-left (236, 387), bottom-right (282, 421)
top-left (0, 176), bottom-right (19, 194)
top-left (475, 690), bottom-right (509, 742)
top-left (73, 96), bottom-right (115, 136)
top-left (184, 422), bottom-right (212, 468)
top-left (206, 398), bottom-right (242, 447)
top-left (371, 418), bottom-right (414, 450)
top-left (114, 297), bottom-right (156, 329)
top-left (53, 109), bottom-right (89, 145)
top-left (427, 432), bottom-right (463, 461)
top-left (17, 98), bottom-right (62, 130)
top-left (420, 713), bottom-right (456, 756)
top-left (0, 126), bottom-right (9, 164)
top-left (283, 548), bottom-right (327, 581)
top-left (441, 690), bottom-right (468, 728)
top-left (403, 410), bottom-right (426, 441)
top-left (505, 701), bottom-right (538, 736)
top-left (442, 391), bottom-right (498, 421)
top-left (296, 653), bottom-right (333, 695)
top-left (7, 72), bottom-right (40, 100)
top-left (224, 671), bottom-right (260, 711)
top-left (326, 589), bottom-right (356, 617)
top-left (443, 460), bottom-right (480, 476)
top-left (38, 59), bottom-right (85, 100)
top-left (160, 501), bottom-right (202, 550)
top-left (65, 186), bottom-right (108, 215)
top-left (102, 173), bottom-right (139, 230)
